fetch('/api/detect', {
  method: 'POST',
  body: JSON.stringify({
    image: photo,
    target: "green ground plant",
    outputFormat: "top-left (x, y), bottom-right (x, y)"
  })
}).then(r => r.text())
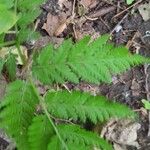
top-left (0, 0), bottom-right (150, 150)
top-left (0, 35), bottom-right (149, 150)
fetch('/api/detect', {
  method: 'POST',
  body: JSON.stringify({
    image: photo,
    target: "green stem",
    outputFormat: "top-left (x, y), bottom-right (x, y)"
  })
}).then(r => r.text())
top-left (0, 41), bottom-right (16, 48)
top-left (29, 77), bottom-right (69, 150)
top-left (16, 42), bottom-right (26, 65)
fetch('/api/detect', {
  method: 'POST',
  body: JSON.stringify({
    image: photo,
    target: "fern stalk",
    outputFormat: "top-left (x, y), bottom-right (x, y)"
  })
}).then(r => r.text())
top-left (28, 77), bottom-right (68, 150)
top-left (14, 0), bottom-right (27, 65)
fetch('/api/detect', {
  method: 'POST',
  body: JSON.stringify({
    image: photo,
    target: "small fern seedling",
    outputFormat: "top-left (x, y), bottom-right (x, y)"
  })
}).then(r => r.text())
top-left (0, 35), bottom-right (149, 150)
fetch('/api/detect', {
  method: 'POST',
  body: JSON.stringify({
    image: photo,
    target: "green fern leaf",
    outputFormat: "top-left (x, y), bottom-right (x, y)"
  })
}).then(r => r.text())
top-left (18, 0), bottom-right (44, 11)
top-left (18, 28), bottom-right (40, 43)
top-left (0, 4), bottom-right (18, 34)
top-left (0, 80), bottom-right (39, 150)
top-left (32, 35), bottom-right (149, 84)
top-left (48, 135), bottom-right (92, 150)
top-left (48, 124), bottom-right (113, 150)
top-left (16, 0), bottom-right (45, 43)
top-left (28, 115), bottom-right (112, 150)
top-left (5, 53), bottom-right (16, 81)
top-left (28, 115), bottom-right (54, 150)
top-left (44, 91), bottom-right (135, 123)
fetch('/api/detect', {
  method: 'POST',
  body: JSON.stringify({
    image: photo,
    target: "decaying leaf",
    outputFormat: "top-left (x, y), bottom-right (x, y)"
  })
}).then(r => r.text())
top-left (138, 2), bottom-right (150, 21)
top-left (42, 12), bottom-right (67, 36)
top-left (80, 0), bottom-right (97, 8)
top-left (101, 119), bottom-right (141, 149)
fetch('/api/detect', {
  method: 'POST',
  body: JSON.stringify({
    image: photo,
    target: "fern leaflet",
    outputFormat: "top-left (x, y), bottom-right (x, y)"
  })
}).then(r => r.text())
top-left (44, 91), bottom-right (135, 123)
top-left (32, 35), bottom-right (149, 84)
top-left (28, 115), bottom-right (55, 150)
top-left (0, 80), bottom-right (39, 150)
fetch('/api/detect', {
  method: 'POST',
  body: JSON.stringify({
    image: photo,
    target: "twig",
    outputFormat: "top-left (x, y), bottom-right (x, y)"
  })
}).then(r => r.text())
top-left (62, 84), bottom-right (71, 93)
top-left (110, 13), bottom-right (129, 35)
top-left (126, 31), bottom-right (139, 49)
top-left (99, 17), bottom-right (110, 30)
top-left (72, 0), bottom-right (76, 18)
top-left (50, 114), bottom-right (75, 125)
top-left (113, 0), bottom-right (142, 19)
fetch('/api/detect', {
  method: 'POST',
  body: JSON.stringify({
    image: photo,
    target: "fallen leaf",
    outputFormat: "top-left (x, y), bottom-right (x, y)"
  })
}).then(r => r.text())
top-left (138, 2), bottom-right (150, 21)
top-left (80, 0), bottom-right (97, 8)
top-left (42, 12), bottom-right (67, 36)
top-left (54, 22), bottom-right (67, 36)
top-left (101, 119), bottom-right (141, 148)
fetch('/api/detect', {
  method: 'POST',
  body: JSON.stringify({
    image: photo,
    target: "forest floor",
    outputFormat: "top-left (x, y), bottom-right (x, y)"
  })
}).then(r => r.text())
top-left (0, 0), bottom-right (150, 150)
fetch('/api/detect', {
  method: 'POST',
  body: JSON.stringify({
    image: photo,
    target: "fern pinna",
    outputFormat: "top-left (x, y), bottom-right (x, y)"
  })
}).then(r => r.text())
top-left (0, 35), bottom-right (149, 150)
top-left (32, 35), bottom-right (148, 84)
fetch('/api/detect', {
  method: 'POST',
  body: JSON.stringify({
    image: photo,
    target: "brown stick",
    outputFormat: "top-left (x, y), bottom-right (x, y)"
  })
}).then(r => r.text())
top-left (113, 0), bottom-right (142, 18)
top-left (88, 6), bottom-right (115, 18)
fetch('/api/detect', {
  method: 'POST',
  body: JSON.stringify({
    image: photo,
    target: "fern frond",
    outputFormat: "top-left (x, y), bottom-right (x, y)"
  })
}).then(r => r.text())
top-left (28, 115), bottom-right (54, 150)
top-left (0, 80), bottom-right (39, 150)
top-left (44, 91), bottom-right (135, 123)
top-left (32, 35), bottom-right (149, 84)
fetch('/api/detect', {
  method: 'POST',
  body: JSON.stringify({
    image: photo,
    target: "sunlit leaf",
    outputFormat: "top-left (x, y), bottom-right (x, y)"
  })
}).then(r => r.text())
top-left (0, 4), bottom-right (18, 34)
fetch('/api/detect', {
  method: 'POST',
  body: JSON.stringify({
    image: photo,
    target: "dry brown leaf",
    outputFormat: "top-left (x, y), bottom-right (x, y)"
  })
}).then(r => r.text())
top-left (54, 22), bottom-right (67, 36)
top-left (80, 0), bottom-right (97, 9)
top-left (101, 119), bottom-right (141, 148)
top-left (138, 2), bottom-right (150, 21)
top-left (42, 12), bottom-right (67, 36)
